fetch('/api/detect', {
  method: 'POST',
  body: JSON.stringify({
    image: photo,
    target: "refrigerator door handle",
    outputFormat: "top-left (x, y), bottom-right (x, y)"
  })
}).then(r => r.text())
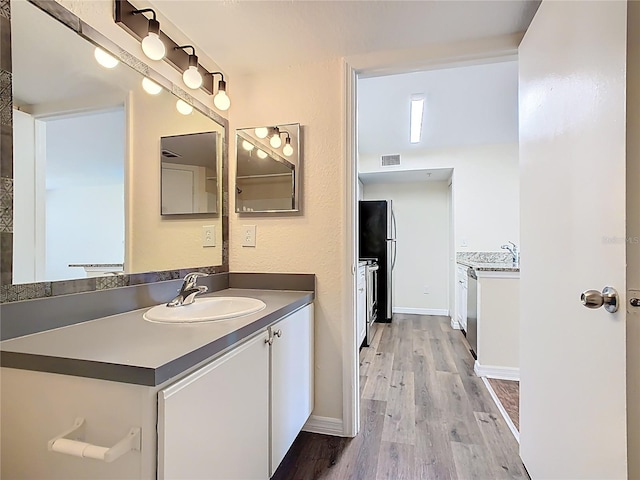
top-left (387, 239), bottom-right (397, 270)
top-left (391, 208), bottom-right (397, 240)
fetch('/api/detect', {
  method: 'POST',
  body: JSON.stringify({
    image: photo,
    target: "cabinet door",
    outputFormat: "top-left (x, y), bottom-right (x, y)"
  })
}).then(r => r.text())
top-left (461, 284), bottom-right (468, 330)
top-left (357, 267), bottom-right (367, 345)
top-left (158, 332), bottom-right (270, 480)
top-left (270, 305), bottom-right (314, 476)
top-left (456, 267), bottom-right (465, 323)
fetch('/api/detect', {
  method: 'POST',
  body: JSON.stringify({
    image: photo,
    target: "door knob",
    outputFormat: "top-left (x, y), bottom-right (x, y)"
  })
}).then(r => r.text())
top-left (580, 286), bottom-right (619, 313)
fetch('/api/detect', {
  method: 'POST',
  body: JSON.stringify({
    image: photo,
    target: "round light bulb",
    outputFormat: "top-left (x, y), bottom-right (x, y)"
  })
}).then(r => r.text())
top-left (183, 66), bottom-right (203, 89)
top-left (94, 47), bottom-right (119, 69)
top-left (256, 149), bottom-right (268, 159)
top-left (242, 140), bottom-right (255, 152)
top-left (176, 99), bottom-right (193, 115)
top-left (283, 143), bottom-right (294, 157)
top-left (142, 77), bottom-right (162, 95)
top-left (255, 127), bottom-right (268, 139)
top-left (213, 91), bottom-right (230, 111)
top-left (270, 134), bottom-right (282, 149)
top-left (141, 32), bottom-right (166, 61)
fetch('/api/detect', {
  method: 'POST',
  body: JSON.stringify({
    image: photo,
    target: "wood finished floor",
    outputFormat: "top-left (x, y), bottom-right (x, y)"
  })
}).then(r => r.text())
top-left (487, 379), bottom-right (520, 432)
top-left (272, 314), bottom-right (527, 480)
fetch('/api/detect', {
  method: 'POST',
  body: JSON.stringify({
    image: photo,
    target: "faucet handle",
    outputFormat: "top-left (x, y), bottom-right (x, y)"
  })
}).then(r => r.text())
top-left (183, 272), bottom-right (208, 283)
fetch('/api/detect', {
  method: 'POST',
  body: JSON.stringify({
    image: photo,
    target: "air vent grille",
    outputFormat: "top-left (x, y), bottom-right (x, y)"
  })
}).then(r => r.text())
top-left (381, 154), bottom-right (400, 167)
top-left (161, 149), bottom-right (182, 159)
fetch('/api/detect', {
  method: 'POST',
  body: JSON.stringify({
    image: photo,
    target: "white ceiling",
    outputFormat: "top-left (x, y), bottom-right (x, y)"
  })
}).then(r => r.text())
top-left (150, 0), bottom-right (539, 77)
top-left (358, 60), bottom-right (519, 155)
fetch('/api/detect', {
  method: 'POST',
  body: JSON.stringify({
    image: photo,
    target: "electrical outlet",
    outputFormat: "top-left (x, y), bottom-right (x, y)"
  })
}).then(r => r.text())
top-left (423, 285), bottom-right (430, 294)
top-left (202, 225), bottom-right (216, 247)
top-left (242, 225), bottom-right (256, 247)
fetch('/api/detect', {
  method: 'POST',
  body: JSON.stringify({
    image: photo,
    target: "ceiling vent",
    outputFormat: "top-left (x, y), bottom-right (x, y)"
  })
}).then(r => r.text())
top-left (381, 154), bottom-right (401, 167)
top-left (161, 149), bottom-right (182, 159)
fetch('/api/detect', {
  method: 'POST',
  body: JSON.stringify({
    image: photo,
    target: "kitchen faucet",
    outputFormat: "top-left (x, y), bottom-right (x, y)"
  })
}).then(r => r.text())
top-left (501, 241), bottom-right (519, 264)
top-left (167, 272), bottom-right (209, 307)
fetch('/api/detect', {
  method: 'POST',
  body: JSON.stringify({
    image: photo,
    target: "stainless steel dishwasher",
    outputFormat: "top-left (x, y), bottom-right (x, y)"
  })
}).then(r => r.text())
top-left (466, 267), bottom-right (478, 359)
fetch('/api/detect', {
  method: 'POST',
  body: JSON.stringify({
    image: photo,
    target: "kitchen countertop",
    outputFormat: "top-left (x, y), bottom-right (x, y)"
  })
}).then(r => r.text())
top-left (0, 288), bottom-right (313, 387)
top-left (457, 259), bottom-right (520, 272)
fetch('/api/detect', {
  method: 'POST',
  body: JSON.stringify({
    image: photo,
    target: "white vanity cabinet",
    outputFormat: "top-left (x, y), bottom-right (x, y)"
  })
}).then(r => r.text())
top-left (356, 265), bottom-right (367, 346)
top-left (158, 331), bottom-right (271, 480)
top-left (1, 303), bottom-right (314, 480)
top-left (456, 265), bottom-right (468, 330)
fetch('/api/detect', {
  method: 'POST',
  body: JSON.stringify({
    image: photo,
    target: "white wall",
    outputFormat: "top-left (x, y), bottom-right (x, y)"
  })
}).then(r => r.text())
top-left (230, 59), bottom-right (346, 421)
top-left (360, 143), bottom-right (519, 253)
top-left (46, 185), bottom-right (124, 280)
top-left (363, 181), bottom-right (449, 313)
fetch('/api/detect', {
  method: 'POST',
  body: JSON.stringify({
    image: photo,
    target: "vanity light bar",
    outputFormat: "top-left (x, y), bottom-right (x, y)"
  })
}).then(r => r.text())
top-left (115, 0), bottom-right (215, 95)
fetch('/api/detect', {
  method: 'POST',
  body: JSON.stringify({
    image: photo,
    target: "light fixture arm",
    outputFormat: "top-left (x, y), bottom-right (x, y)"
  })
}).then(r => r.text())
top-left (132, 8), bottom-right (160, 35)
top-left (175, 45), bottom-right (196, 57)
top-left (131, 8), bottom-right (157, 20)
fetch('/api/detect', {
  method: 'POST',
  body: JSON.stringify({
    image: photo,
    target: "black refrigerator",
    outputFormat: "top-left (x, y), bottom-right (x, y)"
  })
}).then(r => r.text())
top-left (359, 200), bottom-right (396, 323)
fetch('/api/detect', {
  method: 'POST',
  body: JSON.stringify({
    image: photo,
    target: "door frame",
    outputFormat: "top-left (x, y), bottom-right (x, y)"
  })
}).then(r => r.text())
top-left (342, 41), bottom-right (521, 437)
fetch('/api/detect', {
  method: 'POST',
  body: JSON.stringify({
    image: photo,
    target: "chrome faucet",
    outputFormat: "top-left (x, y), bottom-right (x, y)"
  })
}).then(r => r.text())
top-left (501, 241), bottom-right (519, 264)
top-left (167, 272), bottom-right (209, 307)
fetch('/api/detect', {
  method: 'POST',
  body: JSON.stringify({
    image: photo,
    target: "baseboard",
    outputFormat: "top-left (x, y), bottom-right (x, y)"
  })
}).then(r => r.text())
top-left (450, 318), bottom-right (461, 330)
top-left (474, 361), bottom-right (520, 381)
top-left (393, 307), bottom-right (449, 316)
top-left (302, 415), bottom-right (345, 437)
top-left (481, 376), bottom-right (520, 443)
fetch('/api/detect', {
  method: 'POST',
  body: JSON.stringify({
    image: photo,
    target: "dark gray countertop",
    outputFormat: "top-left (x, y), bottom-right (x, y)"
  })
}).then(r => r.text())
top-left (0, 288), bottom-right (313, 386)
top-left (457, 260), bottom-right (520, 272)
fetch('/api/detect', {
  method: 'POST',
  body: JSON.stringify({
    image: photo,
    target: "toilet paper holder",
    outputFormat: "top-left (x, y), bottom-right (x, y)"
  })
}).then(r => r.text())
top-left (48, 417), bottom-right (141, 463)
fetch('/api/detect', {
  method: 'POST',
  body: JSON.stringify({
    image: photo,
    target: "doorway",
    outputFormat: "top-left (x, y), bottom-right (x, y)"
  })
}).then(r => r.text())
top-left (13, 107), bottom-right (125, 283)
top-left (347, 56), bottom-right (521, 439)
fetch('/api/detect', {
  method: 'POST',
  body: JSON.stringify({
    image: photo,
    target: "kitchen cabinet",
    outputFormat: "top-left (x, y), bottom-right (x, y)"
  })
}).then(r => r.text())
top-left (158, 332), bottom-right (270, 479)
top-left (456, 265), bottom-right (468, 330)
top-left (270, 305), bottom-right (314, 476)
top-left (356, 265), bottom-right (367, 347)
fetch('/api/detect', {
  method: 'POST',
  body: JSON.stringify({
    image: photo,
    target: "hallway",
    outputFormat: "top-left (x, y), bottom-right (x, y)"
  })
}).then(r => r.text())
top-left (272, 314), bottom-right (526, 479)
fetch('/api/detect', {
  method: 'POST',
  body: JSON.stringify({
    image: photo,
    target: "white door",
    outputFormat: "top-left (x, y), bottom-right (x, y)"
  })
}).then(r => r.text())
top-left (161, 167), bottom-right (195, 214)
top-left (519, 1), bottom-right (630, 478)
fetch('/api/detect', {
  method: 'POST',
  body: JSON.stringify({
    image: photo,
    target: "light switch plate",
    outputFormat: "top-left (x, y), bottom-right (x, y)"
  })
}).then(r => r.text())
top-left (202, 225), bottom-right (216, 247)
top-left (242, 225), bottom-right (256, 247)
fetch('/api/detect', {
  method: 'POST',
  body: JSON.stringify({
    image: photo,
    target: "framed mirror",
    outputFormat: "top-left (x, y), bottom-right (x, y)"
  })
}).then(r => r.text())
top-left (1, 0), bottom-right (228, 301)
top-left (235, 123), bottom-right (301, 214)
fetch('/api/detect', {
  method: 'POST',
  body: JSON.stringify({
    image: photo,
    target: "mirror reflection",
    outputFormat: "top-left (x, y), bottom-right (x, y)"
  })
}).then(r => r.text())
top-left (161, 132), bottom-right (218, 215)
top-left (10, 0), bottom-right (224, 284)
top-left (235, 123), bottom-right (301, 213)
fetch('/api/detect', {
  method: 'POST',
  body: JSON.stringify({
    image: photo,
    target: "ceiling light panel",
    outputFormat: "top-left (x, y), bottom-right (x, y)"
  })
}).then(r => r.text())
top-left (410, 95), bottom-right (425, 144)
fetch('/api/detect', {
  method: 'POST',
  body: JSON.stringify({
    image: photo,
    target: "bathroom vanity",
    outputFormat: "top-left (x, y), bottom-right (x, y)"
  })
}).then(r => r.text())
top-left (1, 285), bottom-right (314, 479)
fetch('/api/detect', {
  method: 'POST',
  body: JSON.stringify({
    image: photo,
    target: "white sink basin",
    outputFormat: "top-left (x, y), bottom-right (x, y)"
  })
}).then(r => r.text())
top-left (144, 297), bottom-right (267, 324)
